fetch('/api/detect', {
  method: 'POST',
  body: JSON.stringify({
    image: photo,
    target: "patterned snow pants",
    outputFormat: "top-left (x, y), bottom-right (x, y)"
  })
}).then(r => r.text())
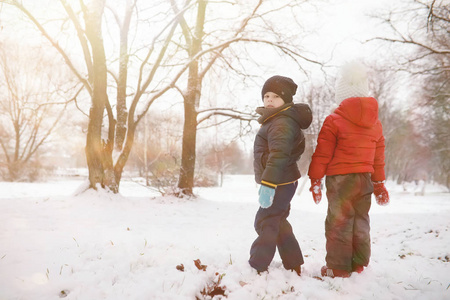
top-left (325, 173), bottom-right (373, 272)
top-left (249, 182), bottom-right (304, 272)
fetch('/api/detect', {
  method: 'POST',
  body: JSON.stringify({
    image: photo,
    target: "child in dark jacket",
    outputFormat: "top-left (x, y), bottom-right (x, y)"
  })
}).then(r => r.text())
top-left (308, 61), bottom-right (390, 278)
top-left (249, 75), bottom-right (312, 275)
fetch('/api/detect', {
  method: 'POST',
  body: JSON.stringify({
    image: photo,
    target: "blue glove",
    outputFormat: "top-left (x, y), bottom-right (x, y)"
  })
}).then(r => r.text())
top-left (259, 185), bottom-right (275, 208)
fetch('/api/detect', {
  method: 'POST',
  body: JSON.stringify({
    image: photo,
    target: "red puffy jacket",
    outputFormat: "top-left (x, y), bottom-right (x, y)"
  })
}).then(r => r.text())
top-left (308, 97), bottom-right (386, 181)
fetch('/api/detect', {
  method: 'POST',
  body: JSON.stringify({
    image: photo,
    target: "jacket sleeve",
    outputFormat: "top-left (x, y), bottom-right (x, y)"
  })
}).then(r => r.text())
top-left (371, 122), bottom-right (386, 181)
top-left (308, 115), bottom-right (338, 179)
top-left (260, 117), bottom-right (297, 187)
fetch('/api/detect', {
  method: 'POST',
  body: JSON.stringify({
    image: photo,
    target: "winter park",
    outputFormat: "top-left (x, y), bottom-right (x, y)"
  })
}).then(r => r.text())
top-left (0, 0), bottom-right (449, 299)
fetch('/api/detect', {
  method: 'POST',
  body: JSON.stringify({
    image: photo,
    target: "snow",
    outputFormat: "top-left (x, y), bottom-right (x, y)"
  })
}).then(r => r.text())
top-left (0, 175), bottom-right (449, 300)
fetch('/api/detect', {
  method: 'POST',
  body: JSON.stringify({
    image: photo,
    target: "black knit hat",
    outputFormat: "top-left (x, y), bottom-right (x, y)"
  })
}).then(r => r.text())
top-left (261, 75), bottom-right (298, 103)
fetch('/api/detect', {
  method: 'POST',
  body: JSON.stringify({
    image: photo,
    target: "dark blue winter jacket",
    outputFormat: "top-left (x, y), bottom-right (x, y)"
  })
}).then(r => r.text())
top-left (253, 103), bottom-right (312, 187)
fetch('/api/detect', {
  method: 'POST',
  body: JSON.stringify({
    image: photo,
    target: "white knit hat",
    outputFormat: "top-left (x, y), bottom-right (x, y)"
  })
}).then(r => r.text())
top-left (334, 61), bottom-right (369, 105)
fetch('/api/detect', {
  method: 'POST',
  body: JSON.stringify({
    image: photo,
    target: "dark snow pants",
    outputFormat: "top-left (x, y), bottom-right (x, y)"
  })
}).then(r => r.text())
top-left (325, 173), bottom-right (373, 272)
top-left (249, 182), bottom-right (304, 272)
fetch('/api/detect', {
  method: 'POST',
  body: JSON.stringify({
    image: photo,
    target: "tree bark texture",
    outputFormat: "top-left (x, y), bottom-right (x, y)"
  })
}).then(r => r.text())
top-left (115, 2), bottom-right (133, 151)
top-left (83, 0), bottom-right (118, 192)
top-left (177, 0), bottom-right (206, 196)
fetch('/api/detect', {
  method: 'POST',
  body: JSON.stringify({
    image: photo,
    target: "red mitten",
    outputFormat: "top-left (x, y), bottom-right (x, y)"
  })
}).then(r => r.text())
top-left (309, 178), bottom-right (322, 204)
top-left (373, 181), bottom-right (389, 206)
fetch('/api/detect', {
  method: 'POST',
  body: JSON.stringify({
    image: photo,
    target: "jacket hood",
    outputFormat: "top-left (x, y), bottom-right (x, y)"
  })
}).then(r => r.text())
top-left (256, 103), bottom-right (312, 129)
top-left (335, 97), bottom-right (379, 127)
top-left (288, 103), bottom-right (313, 129)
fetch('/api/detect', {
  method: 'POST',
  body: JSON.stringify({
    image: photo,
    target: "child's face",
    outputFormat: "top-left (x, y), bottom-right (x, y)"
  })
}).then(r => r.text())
top-left (263, 92), bottom-right (285, 108)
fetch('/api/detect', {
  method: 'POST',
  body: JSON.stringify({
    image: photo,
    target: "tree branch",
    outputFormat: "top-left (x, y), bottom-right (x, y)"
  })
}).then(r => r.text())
top-left (197, 107), bottom-right (257, 125)
top-left (59, 0), bottom-right (94, 82)
top-left (1, 0), bottom-right (93, 95)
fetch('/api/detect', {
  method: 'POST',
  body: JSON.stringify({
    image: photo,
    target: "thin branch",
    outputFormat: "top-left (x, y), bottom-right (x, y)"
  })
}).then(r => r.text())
top-left (2, 0), bottom-right (93, 95)
top-left (197, 108), bottom-right (257, 125)
top-left (59, 0), bottom-right (94, 82)
top-left (131, 21), bottom-right (179, 121)
top-left (369, 36), bottom-right (450, 55)
top-left (135, 1), bottom-right (194, 95)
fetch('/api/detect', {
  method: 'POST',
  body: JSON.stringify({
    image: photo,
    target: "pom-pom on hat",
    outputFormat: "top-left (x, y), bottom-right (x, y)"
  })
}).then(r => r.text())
top-left (335, 61), bottom-right (369, 105)
top-left (261, 75), bottom-right (298, 103)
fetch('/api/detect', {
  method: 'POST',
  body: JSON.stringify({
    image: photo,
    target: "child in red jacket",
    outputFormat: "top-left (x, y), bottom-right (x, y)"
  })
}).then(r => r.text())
top-left (308, 61), bottom-right (390, 278)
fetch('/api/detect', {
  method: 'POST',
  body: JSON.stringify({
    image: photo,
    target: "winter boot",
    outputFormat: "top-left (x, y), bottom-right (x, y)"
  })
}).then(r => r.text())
top-left (352, 264), bottom-right (364, 274)
top-left (257, 269), bottom-right (268, 275)
top-left (291, 265), bottom-right (301, 276)
top-left (321, 266), bottom-right (351, 278)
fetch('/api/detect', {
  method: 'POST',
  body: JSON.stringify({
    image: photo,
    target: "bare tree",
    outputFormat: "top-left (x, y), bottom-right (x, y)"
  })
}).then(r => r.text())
top-left (372, 0), bottom-right (449, 188)
top-left (127, 111), bottom-right (183, 187)
top-left (372, 0), bottom-right (449, 75)
top-left (0, 40), bottom-right (74, 181)
top-left (298, 80), bottom-right (334, 182)
top-left (417, 61), bottom-right (449, 188)
top-left (1, 0), bottom-right (322, 195)
top-left (170, 0), bottom-right (322, 196)
top-left (202, 140), bottom-right (249, 186)
top-left (0, 0), bottom-right (194, 192)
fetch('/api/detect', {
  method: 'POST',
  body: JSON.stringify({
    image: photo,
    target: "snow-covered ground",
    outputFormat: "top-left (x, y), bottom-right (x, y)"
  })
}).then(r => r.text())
top-left (0, 175), bottom-right (449, 300)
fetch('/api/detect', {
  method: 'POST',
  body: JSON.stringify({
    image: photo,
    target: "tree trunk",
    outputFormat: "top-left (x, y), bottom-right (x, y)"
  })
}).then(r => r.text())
top-left (178, 96), bottom-right (199, 196)
top-left (83, 0), bottom-right (118, 191)
top-left (115, 1), bottom-right (133, 151)
top-left (177, 0), bottom-right (206, 196)
top-left (114, 122), bottom-right (136, 185)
